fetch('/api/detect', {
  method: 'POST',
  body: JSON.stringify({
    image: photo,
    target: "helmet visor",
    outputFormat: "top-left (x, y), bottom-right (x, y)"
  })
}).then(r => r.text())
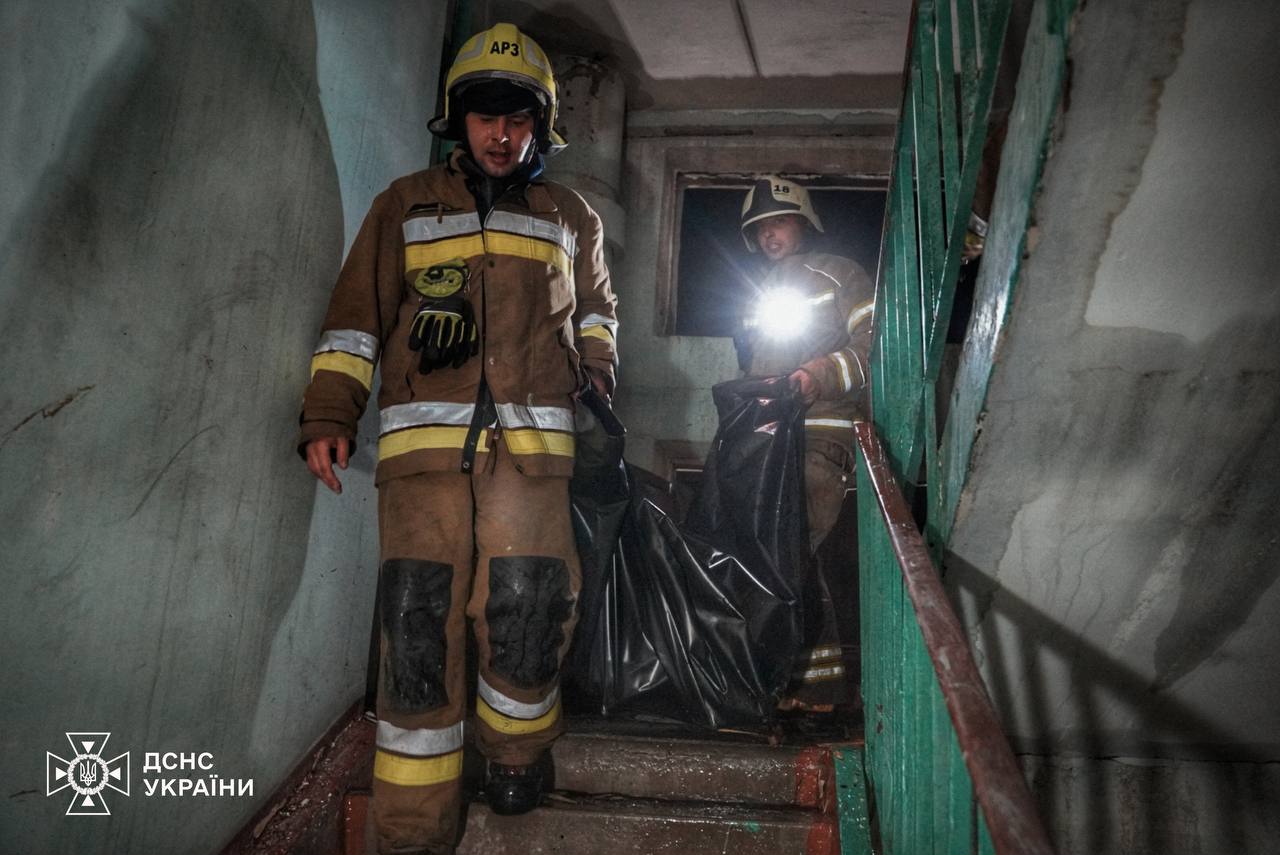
top-left (459, 79), bottom-right (542, 117)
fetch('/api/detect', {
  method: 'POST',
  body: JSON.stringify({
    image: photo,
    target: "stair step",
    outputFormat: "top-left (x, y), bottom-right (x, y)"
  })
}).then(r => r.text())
top-left (459, 796), bottom-right (838, 855)
top-left (344, 791), bottom-right (838, 855)
top-left (551, 731), bottom-right (836, 809)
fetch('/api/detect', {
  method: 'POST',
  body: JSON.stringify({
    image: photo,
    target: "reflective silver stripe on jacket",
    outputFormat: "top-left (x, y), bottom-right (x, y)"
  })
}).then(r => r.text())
top-left (802, 263), bottom-right (844, 289)
top-left (380, 401), bottom-right (477, 434)
top-left (402, 212), bottom-right (483, 244)
top-left (578, 313), bottom-right (618, 335)
top-left (799, 663), bottom-right (845, 682)
top-left (315, 329), bottom-right (378, 361)
top-left (805, 418), bottom-right (856, 430)
top-left (478, 676), bottom-right (559, 720)
top-left (376, 720), bottom-right (464, 757)
top-left (804, 644), bottom-right (843, 663)
top-left (485, 210), bottom-right (577, 258)
top-left (808, 290), bottom-right (836, 306)
top-left (847, 301), bottom-right (875, 333)
top-left (494, 402), bottom-right (575, 433)
top-left (832, 351), bottom-right (854, 392)
top-left (851, 350), bottom-right (868, 386)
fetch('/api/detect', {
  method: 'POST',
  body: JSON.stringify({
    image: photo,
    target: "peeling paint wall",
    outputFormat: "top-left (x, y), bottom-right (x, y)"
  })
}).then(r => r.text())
top-left (0, 1), bottom-right (444, 852)
top-left (945, 0), bottom-right (1280, 850)
top-left (1021, 755), bottom-right (1280, 854)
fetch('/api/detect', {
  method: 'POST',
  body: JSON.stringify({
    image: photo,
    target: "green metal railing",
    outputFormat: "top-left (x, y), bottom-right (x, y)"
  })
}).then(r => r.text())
top-left (854, 0), bottom-right (1079, 851)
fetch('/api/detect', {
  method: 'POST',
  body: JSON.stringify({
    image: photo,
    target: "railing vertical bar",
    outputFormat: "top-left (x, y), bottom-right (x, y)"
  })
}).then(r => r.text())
top-left (924, 379), bottom-right (944, 564)
top-left (888, 127), bottom-right (916, 467)
top-left (933, 689), bottom-right (962, 854)
top-left (978, 813), bottom-right (997, 855)
top-left (904, 167), bottom-right (925, 475)
top-left (886, 149), bottom-right (904, 422)
top-left (957, 0), bottom-right (980, 141)
top-left (925, 0), bottom-right (1012, 384)
top-left (858, 445), bottom-right (888, 850)
top-left (893, 532), bottom-right (909, 853)
top-left (915, 0), bottom-right (945, 339)
top-left (878, 512), bottom-right (894, 845)
top-left (917, 623), bottom-right (938, 851)
top-left (935, 0), bottom-right (962, 241)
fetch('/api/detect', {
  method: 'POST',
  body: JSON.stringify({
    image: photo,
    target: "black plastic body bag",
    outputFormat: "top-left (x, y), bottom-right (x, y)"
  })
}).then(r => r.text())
top-left (565, 377), bottom-right (811, 728)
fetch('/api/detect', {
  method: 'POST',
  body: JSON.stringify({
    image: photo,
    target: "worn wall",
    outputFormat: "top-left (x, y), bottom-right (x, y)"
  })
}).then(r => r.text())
top-left (613, 128), bottom-right (893, 475)
top-left (0, 1), bottom-right (444, 852)
top-left (945, 0), bottom-right (1280, 850)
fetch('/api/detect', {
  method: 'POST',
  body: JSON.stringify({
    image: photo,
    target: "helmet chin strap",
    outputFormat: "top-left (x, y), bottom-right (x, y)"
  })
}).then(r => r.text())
top-left (458, 144), bottom-right (545, 220)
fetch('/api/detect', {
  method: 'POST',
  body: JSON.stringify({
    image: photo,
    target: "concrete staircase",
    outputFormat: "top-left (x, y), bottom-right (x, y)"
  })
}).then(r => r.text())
top-left (235, 712), bottom-right (862, 855)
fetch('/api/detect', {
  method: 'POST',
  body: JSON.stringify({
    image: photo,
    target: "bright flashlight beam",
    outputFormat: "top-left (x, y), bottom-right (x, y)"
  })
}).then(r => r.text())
top-left (753, 288), bottom-right (811, 340)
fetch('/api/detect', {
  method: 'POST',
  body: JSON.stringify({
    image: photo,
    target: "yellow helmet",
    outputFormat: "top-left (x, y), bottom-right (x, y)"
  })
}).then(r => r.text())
top-left (428, 23), bottom-right (567, 155)
top-left (740, 176), bottom-right (824, 251)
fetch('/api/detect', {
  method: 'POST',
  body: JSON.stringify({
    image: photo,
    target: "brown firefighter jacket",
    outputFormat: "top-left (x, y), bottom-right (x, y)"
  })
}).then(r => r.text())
top-left (299, 149), bottom-right (618, 483)
top-left (743, 251), bottom-right (876, 452)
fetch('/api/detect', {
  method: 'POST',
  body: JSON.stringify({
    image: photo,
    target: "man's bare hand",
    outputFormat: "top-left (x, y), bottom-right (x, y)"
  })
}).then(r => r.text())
top-left (790, 369), bottom-right (818, 405)
top-left (305, 437), bottom-right (350, 494)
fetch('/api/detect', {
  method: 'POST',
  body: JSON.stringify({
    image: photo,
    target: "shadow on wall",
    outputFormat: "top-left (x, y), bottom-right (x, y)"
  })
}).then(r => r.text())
top-left (0, 1), bottom-right (345, 851)
top-left (944, 556), bottom-right (1265, 855)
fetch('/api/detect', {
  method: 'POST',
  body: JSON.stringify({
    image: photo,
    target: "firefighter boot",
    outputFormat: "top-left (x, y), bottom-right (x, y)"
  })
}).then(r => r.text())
top-left (484, 754), bottom-right (548, 815)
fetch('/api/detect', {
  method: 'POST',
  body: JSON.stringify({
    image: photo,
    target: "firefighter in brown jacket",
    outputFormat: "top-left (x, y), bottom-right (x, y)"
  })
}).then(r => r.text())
top-left (736, 176), bottom-right (875, 710)
top-left (299, 24), bottom-right (617, 854)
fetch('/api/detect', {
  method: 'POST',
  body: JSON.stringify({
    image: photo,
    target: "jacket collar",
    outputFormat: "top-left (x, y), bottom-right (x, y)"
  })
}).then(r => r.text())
top-left (445, 148), bottom-right (558, 214)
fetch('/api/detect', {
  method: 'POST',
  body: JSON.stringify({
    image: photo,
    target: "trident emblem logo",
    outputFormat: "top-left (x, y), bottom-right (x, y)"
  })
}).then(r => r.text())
top-left (46, 733), bottom-right (130, 816)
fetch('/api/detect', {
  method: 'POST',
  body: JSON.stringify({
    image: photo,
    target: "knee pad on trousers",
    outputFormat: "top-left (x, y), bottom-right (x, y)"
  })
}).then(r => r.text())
top-left (380, 558), bottom-right (452, 713)
top-left (485, 556), bottom-right (573, 689)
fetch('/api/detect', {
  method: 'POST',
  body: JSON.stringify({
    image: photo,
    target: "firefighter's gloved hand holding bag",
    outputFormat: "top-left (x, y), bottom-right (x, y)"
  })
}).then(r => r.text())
top-left (407, 261), bottom-right (479, 373)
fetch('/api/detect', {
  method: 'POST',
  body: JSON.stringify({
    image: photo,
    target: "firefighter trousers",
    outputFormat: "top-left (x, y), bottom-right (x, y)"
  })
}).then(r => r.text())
top-left (787, 437), bottom-right (855, 705)
top-left (371, 436), bottom-right (580, 855)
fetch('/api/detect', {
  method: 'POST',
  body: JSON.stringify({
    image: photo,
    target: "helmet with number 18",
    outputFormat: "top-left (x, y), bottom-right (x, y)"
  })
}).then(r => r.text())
top-left (740, 176), bottom-right (824, 251)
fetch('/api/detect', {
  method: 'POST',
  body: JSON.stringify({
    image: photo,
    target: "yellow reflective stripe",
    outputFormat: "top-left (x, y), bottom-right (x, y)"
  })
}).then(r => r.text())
top-left (379, 426), bottom-right (489, 461)
top-left (373, 749), bottom-right (463, 786)
top-left (404, 231), bottom-right (572, 275)
top-left (581, 325), bottom-right (613, 342)
top-left (310, 351), bottom-right (374, 391)
top-left (477, 696), bottom-right (561, 735)
top-left (484, 231), bottom-right (570, 276)
top-left (405, 234), bottom-right (486, 270)
top-left (502, 428), bottom-right (575, 458)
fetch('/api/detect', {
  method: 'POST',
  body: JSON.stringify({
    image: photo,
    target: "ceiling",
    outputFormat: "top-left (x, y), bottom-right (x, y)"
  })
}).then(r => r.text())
top-left (480, 0), bottom-right (911, 111)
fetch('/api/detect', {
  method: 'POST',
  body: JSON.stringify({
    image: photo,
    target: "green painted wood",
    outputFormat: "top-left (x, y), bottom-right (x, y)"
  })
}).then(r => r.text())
top-left (854, 0), bottom-right (1078, 852)
top-left (933, 0), bottom-right (962, 242)
top-left (914, 632), bottom-right (936, 852)
top-left (978, 815), bottom-right (997, 855)
top-left (936, 0), bottom-right (1079, 548)
top-left (957, 0), bottom-right (980, 139)
top-left (833, 746), bottom-right (874, 855)
top-left (856, 456), bottom-right (888, 848)
top-left (915, 0), bottom-right (944, 320)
